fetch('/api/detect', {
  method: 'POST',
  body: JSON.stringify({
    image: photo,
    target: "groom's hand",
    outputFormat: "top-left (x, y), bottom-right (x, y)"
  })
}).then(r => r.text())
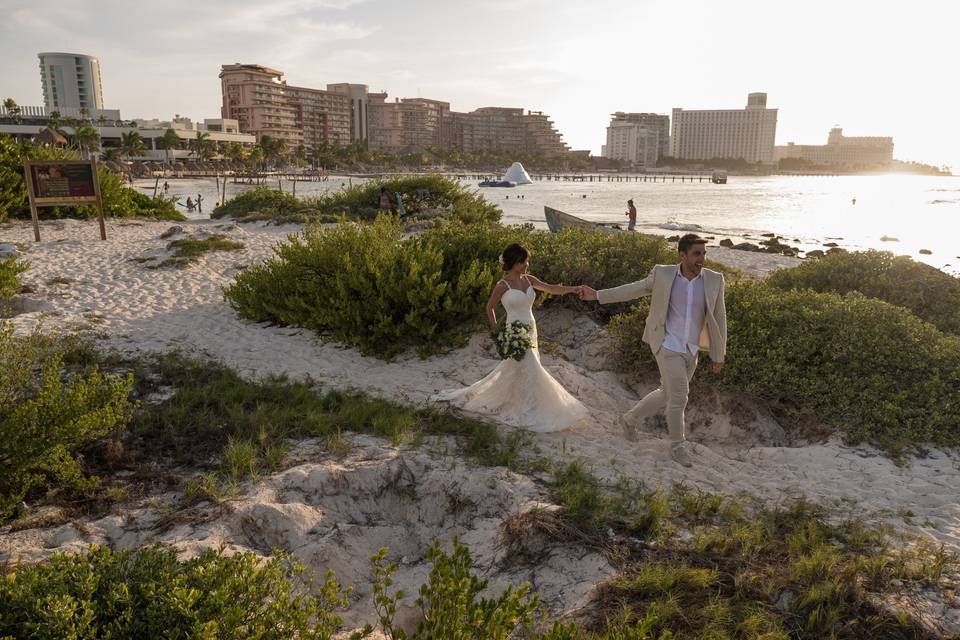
top-left (711, 362), bottom-right (724, 374)
top-left (579, 285), bottom-right (598, 301)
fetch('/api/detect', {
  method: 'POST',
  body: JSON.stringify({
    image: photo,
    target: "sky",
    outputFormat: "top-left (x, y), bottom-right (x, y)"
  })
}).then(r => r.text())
top-left (1, 0), bottom-right (958, 169)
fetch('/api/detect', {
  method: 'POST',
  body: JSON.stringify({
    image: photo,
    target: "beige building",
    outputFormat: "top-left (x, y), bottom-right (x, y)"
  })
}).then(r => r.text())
top-left (775, 127), bottom-right (894, 168)
top-left (602, 112), bottom-right (670, 168)
top-left (219, 64), bottom-right (366, 148)
top-left (670, 93), bottom-right (777, 164)
top-left (368, 94), bottom-right (451, 152)
top-left (446, 107), bottom-right (570, 157)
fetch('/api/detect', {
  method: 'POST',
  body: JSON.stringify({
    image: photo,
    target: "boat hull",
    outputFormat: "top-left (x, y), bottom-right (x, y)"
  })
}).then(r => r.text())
top-left (544, 206), bottom-right (620, 234)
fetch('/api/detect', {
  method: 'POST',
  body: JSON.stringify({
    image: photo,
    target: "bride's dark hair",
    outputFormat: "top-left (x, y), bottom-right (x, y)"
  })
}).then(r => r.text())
top-left (501, 243), bottom-right (530, 271)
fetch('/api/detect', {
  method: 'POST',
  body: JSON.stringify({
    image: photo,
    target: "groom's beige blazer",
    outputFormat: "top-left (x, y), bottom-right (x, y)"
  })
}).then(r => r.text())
top-left (597, 265), bottom-right (727, 363)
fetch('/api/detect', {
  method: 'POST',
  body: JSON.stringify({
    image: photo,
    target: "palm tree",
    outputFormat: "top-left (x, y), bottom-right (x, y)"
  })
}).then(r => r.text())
top-left (247, 146), bottom-right (264, 172)
top-left (2, 98), bottom-right (21, 124)
top-left (72, 124), bottom-right (100, 159)
top-left (121, 130), bottom-right (147, 159)
top-left (156, 128), bottom-right (181, 165)
top-left (189, 131), bottom-right (214, 161)
top-left (79, 107), bottom-right (90, 122)
top-left (259, 135), bottom-right (288, 168)
top-left (101, 147), bottom-right (122, 163)
top-left (224, 142), bottom-right (247, 166)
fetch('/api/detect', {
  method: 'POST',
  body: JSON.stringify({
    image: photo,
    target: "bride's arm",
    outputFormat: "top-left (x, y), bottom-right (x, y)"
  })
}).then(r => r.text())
top-left (526, 275), bottom-right (577, 296)
top-left (485, 281), bottom-right (509, 328)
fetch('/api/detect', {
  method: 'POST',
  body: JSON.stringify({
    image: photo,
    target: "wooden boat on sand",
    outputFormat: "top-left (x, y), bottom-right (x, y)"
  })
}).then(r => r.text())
top-left (544, 206), bottom-right (622, 234)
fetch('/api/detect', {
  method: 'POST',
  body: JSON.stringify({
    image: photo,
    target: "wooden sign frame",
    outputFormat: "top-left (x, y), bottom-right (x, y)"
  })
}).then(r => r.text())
top-left (23, 159), bottom-right (106, 242)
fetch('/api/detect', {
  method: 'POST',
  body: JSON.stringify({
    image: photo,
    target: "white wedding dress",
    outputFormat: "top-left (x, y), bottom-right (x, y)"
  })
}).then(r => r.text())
top-left (432, 277), bottom-right (589, 432)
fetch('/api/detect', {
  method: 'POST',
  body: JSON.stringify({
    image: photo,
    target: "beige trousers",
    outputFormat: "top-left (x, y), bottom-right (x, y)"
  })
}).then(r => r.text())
top-left (624, 347), bottom-right (698, 442)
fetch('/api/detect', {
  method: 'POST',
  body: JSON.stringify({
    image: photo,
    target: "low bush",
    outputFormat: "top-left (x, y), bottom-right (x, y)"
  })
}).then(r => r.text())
top-left (162, 234), bottom-right (244, 267)
top-left (0, 545), bottom-right (358, 639)
top-left (113, 352), bottom-right (529, 480)
top-left (543, 462), bottom-right (952, 639)
top-left (211, 174), bottom-right (502, 225)
top-left (224, 219), bottom-right (707, 358)
top-left (0, 327), bottom-right (133, 518)
top-left (767, 250), bottom-right (960, 335)
top-left (0, 134), bottom-right (184, 221)
top-left (0, 256), bottom-right (28, 301)
top-left (609, 282), bottom-right (960, 457)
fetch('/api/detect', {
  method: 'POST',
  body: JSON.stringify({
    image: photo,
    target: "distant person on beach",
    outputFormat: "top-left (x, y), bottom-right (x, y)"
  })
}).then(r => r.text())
top-left (579, 234), bottom-right (727, 468)
top-left (378, 186), bottom-right (396, 213)
top-left (185, 196), bottom-right (194, 212)
top-left (196, 194), bottom-right (203, 213)
top-left (163, 181), bottom-right (169, 192)
top-left (626, 199), bottom-right (637, 231)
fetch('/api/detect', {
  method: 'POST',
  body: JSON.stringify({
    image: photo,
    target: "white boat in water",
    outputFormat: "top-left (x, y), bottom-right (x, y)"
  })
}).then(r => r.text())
top-left (543, 206), bottom-right (622, 234)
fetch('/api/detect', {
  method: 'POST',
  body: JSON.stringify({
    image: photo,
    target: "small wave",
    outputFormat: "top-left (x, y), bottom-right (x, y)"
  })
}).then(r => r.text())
top-left (660, 221), bottom-right (705, 232)
top-left (929, 199), bottom-right (959, 205)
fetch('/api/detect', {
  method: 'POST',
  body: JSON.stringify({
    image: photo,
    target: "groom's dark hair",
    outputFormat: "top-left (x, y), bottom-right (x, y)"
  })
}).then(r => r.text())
top-left (678, 234), bottom-right (707, 253)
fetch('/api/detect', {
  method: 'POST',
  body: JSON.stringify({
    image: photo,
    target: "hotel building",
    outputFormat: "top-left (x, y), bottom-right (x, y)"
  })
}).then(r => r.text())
top-left (219, 64), bottom-right (366, 148)
top-left (39, 52), bottom-right (105, 112)
top-left (775, 127), bottom-right (894, 168)
top-left (670, 93), bottom-right (778, 164)
top-left (602, 112), bottom-right (670, 168)
top-left (368, 94), bottom-right (451, 152)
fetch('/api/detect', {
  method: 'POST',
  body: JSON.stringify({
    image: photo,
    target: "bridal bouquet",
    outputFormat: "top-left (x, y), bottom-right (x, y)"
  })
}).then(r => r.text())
top-left (491, 320), bottom-right (533, 361)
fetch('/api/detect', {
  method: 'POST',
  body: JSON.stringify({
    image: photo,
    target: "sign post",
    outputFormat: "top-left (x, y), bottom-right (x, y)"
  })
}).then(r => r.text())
top-left (23, 159), bottom-right (106, 241)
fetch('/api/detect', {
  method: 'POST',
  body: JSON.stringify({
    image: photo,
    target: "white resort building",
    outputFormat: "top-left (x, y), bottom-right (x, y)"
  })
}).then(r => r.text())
top-left (601, 112), bottom-right (670, 168)
top-left (775, 127), bottom-right (894, 168)
top-left (39, 52), bottom-right (105, 113)
top-left (670, 93), bottom-right (778, 165)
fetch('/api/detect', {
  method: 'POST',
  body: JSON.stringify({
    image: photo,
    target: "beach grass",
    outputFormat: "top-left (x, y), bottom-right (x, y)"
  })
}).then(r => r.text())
top-left (162, 234), bottom-right (244, 268)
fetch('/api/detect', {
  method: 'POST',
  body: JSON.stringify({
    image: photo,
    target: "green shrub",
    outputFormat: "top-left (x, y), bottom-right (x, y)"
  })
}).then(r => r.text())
top-left (224, 216), bottom-right (496, 358)
top-left (373, 539), bottom-right (538, 640)
top-left (0, 327), bottom-right (133, 518)
top-left (609, 282), bottom-right (960, 457)
top-left (0, 545), bottom-right (357, 639)
top-left (212, 174), bottom-right (502, 225)
top-left (0, 257), bottom-right (28, 301)
top-left (224, 219), bottom-right (710, 359)
top-left (767, 250), bottom-right (960, 335)
top-left (0, 134), bottom-right (184, 222)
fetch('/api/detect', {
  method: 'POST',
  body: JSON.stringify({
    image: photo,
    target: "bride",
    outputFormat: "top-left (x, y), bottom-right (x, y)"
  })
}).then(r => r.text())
top-left (432, 243), bottom-right (589, 432)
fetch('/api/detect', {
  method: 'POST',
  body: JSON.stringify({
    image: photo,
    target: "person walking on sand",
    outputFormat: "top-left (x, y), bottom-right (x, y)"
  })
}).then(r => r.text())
top-left (163, 181), bottom-right (170, 193)
top-left (579, 233), bottom-right (727, 467)
top-left (626, 199), bottom-right (637, 231)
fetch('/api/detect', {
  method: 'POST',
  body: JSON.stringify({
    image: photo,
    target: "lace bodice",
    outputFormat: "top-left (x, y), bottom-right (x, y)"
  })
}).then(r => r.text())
top-left (500, 278), bottom-right (536, 325)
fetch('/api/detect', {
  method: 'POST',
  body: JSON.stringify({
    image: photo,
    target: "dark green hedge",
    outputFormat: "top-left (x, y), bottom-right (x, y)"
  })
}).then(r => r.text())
top-left (212, 174), bottom-right (502, 225)
top-left (223, 219), bottom-right (687, 358)
top-left (766, 250), bottom-right (960, 335)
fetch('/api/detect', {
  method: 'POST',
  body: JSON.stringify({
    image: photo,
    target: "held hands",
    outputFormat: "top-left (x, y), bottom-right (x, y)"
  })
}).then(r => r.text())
top-left (711, 362), bottom-right (724, 374)
top-left (578, 285), bottom-right (598, 301)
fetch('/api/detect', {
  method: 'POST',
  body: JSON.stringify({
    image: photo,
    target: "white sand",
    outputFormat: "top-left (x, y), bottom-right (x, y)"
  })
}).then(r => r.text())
top-left (2, 218), bottom-right (958, 630)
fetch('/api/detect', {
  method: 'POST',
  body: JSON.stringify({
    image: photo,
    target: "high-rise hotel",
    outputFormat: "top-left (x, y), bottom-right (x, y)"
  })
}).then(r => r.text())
top-left (38, 52), bottom-right (105, 112)
top-left (670, 93), bottom-right (778, 164)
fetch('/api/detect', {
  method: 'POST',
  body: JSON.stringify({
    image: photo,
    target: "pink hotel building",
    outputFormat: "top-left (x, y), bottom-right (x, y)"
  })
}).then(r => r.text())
top-left (220, 63), bottom-right (571, 157)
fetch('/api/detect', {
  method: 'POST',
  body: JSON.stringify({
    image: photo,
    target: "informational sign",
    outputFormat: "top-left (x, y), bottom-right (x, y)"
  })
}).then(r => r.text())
top-left (24, 160), bottom-right (106, 241)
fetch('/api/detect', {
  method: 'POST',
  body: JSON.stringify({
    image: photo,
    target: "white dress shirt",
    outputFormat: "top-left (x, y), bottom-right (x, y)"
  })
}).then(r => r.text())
top-left (662, 268), bottom-right (706, 355)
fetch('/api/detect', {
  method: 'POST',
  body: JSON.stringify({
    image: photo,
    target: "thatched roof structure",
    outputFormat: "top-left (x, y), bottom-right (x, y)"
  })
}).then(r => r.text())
top-left (35, 128), bottom-right (69, 146)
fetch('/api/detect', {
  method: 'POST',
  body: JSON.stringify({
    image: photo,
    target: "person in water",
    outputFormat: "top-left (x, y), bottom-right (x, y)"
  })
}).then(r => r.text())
top-left (185, 196), bottom-right (194, 211)
top-left (626, 199), bottom-right (637, 231)
top-left (196, 194), bottom-right (203, 213)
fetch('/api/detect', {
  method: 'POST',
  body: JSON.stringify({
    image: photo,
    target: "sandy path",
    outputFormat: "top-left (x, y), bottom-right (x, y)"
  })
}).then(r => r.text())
top-left (3, 219), bottom-right (958, 556)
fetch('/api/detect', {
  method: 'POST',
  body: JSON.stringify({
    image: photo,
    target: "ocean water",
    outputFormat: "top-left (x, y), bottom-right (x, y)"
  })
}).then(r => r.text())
top-left (134, 173), bottom-right (960, 273)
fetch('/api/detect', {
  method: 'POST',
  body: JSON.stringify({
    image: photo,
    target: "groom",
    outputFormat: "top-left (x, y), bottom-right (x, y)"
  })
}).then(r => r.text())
top-left (579, 234), bottom-right (727, 468)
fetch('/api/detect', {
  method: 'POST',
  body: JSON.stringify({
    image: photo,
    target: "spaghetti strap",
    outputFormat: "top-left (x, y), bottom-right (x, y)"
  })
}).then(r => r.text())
top-left (499, 279), bottom-right (512, 290)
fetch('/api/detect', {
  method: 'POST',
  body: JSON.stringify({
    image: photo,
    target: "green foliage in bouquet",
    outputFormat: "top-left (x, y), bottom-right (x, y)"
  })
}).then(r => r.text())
top-left (766, 249), bottom-right (960, 335)
top-left (609, 282), bottom-right (960, 458)
top-left (0, 327), bottom-right (133, 518)
top-left (491, 320), bottom-right (533, 361)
